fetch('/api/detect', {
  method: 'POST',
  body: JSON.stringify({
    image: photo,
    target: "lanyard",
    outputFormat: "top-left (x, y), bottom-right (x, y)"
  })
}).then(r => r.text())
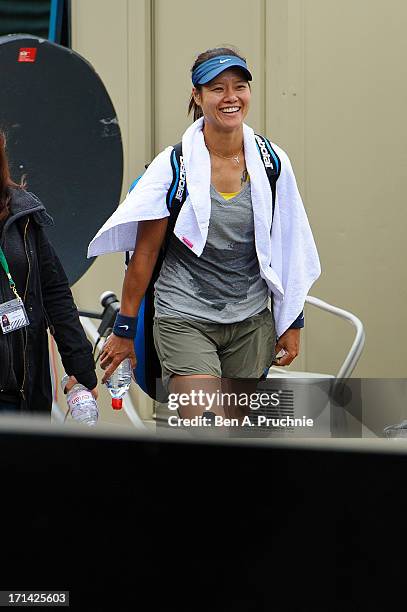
top-left (0, 245), bottom-right (21, 301)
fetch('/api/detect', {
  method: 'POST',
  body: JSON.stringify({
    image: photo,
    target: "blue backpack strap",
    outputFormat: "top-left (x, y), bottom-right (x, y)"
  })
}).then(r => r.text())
top-left (126, 142), bottom-right (187, 401)
top-left (128, 143), bottom-right (186, 217)
top-left (166, 142), bottom-right (187, 208)
top-left (254, 134), bottom-right (281, 220)
top-left (166, 143), bottom-right (182, 209)
top-left (163, 141), bottom-right (187, 253)
top-left (125, 143), bottom-right (187, 266)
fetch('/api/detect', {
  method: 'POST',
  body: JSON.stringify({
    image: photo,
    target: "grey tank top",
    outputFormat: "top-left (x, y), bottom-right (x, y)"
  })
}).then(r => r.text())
top-left (154, 181), bottom-right (269, 323)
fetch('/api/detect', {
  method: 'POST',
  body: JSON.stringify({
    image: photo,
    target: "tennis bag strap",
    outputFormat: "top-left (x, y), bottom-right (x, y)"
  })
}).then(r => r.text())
top-left (136, 142), bottom-right (186, 401)
top-left (254, 134), bottom-right (281, 220)
top-left (164, 141), bottom-right (186, 251)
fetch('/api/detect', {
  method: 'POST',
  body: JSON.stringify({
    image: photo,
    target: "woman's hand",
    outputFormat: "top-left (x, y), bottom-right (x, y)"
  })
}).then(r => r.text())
top-left (96, 219), bottom-right (166, 385)
top-left (100, 335), bottom-right (137, 383)
top-left (63, 375), bottom-right (98, 399)
top-left (273, 328), bottom-right (301, 367)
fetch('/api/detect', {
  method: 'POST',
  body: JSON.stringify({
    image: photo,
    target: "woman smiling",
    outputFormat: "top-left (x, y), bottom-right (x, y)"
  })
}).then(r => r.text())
top-left (89, 46), bottom-right (320, 421)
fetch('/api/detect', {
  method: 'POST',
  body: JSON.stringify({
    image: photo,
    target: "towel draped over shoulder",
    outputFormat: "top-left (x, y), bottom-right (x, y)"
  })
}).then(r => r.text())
top-left (88, 118), bottom-right (321, 337)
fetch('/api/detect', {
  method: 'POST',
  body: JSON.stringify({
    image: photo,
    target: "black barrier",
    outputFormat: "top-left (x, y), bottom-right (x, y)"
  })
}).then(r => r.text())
top-left (0, 424), bottom-right (405, 610)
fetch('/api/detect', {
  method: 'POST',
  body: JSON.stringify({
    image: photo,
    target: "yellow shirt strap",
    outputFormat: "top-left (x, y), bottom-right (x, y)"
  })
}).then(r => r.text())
top-left (219, 175), bottom-right (250, 200)
top-left (219, 191), bottom-right (239, 201)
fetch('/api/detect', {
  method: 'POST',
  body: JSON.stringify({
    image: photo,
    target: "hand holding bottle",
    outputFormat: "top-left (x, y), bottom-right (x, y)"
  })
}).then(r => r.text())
top-left (61, 375), bottom-right (99, 426)
top-left (105, 357), bottom-right (133, 410)
top-left (100, 334), bottom-right (136, 383)
top-left (64, 375), bottom-right (98, 399)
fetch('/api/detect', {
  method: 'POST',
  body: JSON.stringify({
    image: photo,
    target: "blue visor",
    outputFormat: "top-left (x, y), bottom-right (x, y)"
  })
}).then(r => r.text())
top-left (192, 55), bottom-right (252, 86)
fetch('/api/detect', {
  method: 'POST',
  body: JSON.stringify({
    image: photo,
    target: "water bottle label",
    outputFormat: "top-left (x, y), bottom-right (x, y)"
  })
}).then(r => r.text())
top-left (70, 390), bottom-right (93, 405)
top-left (67, 386), bottom-right (98, 426)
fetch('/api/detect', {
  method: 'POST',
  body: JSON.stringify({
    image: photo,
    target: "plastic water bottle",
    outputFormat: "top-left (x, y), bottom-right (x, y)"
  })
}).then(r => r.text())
top-left (61, 375), bottom-right (99, 426)
top-left (106, 358), bottom-right (132, 410)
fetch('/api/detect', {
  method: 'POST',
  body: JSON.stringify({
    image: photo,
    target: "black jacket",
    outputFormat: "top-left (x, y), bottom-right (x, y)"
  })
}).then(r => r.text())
top-left (0, 188), bottom-right (97, 413)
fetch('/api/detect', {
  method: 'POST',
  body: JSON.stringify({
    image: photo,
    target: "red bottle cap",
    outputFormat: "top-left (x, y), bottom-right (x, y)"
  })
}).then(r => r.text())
top-left (112, 398), bottom-right (123, 410)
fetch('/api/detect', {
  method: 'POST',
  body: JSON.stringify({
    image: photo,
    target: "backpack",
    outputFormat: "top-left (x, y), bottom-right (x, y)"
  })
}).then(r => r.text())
top-left (128, 135), bottom-right (281, 401)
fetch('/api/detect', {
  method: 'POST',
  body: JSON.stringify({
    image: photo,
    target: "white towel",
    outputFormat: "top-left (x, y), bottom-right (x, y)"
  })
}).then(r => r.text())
top-left (88, 118), bottom-right (321, 337)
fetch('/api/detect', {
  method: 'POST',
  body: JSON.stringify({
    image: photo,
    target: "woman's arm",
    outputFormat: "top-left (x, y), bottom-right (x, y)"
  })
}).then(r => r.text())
top-left (100, 217), bottom-right (168, 382)
top-left (37, 226), bottom-right (97, 392)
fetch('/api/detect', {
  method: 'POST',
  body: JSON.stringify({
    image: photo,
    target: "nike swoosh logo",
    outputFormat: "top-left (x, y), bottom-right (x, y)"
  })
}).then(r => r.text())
top-left (119, 325), bottom-right (129, 330)
top-left (219, 59), bottom-right (232, 64)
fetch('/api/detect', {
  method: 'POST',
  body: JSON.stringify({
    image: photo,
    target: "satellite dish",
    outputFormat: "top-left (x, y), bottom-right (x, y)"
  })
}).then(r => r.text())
top-left (0, 34), bottom-right (123, 285)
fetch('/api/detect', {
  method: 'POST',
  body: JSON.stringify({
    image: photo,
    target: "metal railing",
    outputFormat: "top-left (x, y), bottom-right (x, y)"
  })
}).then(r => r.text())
top-left (305, 295), bottom-right (365, 380)
top-left (268, 295), bottom-right (365, 382)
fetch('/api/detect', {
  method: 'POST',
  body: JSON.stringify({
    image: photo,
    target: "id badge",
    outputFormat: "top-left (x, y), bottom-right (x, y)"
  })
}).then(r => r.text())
top-left (0, 298), bottom-right (30, 334)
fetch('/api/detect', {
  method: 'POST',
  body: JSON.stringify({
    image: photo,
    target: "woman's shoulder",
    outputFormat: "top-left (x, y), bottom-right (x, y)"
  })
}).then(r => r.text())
top-left (9, 186), bottom-right (41, 210)
top-left (9, 188), bottom-right (54, 227)
top-left (148, 146), bottom-right (174, 170)
top-left (133, 146), bottom-right (174, 191)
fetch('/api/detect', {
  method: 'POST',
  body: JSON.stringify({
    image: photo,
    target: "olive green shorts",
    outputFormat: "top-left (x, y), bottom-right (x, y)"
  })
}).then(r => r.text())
top-left (153, 309), bottom-right (276, 391)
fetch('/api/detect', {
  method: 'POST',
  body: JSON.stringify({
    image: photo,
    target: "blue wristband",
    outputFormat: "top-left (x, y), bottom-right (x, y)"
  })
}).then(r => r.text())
top-left (113, 313), bottom-right (138, 339)
top-left (289, 311), bottom-right (305, 329)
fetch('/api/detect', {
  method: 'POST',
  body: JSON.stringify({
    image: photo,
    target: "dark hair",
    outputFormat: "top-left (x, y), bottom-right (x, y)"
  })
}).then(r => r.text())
top-left (188, 47), bottom-right (248, 121)
top-left (0, 131), bottom-right (25, 221)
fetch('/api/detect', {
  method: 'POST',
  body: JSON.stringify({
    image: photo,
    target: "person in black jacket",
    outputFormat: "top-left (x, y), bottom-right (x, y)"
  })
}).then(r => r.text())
top-left (0, 131), bottom-right (97, 413)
